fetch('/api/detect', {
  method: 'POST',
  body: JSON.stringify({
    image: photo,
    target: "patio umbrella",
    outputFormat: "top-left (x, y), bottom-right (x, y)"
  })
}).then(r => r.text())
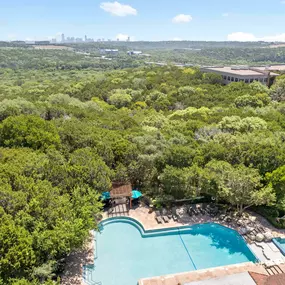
top-left (101, 192), bottom-right (111, 201)
top-left (132, 190), bottom-right (142, 199)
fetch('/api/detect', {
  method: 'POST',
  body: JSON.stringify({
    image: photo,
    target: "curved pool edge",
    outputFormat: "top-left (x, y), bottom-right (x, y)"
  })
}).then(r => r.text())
top-left (83, 216), bottom-right (259, 285)
top-left (98, 216), bottom-right (259, 261)
top-left (99, 216), bottom-right (252, 240)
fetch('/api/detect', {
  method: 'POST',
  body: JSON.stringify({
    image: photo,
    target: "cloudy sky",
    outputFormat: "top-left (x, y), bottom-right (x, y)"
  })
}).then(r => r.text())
top-left (1, 0), bottom-right (285, 41)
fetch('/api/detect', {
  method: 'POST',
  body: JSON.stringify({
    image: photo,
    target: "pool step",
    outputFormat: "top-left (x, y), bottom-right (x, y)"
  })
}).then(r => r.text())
top-left (264, 264), bottom-right (284, 276)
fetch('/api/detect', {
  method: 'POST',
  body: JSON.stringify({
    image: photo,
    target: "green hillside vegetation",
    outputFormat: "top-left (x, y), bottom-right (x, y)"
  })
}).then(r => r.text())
top-left (1, 53), bottom-right (285, 284)
top-left (2, 42), bottom-right (285, 70)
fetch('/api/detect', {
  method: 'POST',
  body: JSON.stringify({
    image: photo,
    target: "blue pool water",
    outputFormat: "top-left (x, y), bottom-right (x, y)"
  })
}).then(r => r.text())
top-left (273, 238), bottom-right (285, 256)
top-left (84, 217), bottom-right (257, 285)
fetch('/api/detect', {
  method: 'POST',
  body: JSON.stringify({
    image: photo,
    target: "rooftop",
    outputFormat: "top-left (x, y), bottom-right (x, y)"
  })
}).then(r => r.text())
top-left (250, 272), bottom-right (285, 285)
top-left (202, 66), bottom-right (279, 77)
top-left (255, 65), bottom-right (285, 72)
top-left (110, 183), bottom-right (132, 198)
top-left (203, 66), bottom-right (267, 76)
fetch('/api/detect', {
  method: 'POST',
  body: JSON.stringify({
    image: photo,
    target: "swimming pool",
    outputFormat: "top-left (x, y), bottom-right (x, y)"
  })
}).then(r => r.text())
top-left (273, 238), bottom-right (285, 256)
top-left (83, 217), bottom-right (257, 285)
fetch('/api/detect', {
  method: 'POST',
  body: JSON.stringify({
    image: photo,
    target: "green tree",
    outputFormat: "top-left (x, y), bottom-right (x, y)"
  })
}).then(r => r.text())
top-left (271, 78), bottom-right (285, 102)
top-left (0, 115), bottom-right (60, 150)
top-left (205, 161), bottom-right (276, 212)
top-left (0, 212), bottom-right (36, 281)
top-left (108, 89), bottom-right (132, 108)
top-left (267, 165), bottom-right (285, 210)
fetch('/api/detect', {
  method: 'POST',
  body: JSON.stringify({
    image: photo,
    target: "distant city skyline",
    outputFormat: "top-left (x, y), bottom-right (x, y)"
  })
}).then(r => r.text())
top-left (12, 32), bottom-right (132, 44)
top-left (2, 0), bottom-right (285, 42)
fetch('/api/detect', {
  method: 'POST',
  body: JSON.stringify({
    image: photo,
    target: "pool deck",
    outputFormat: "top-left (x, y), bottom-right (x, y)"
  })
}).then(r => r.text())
top-left (103, 204), bottom-right (285, 238)
top-left (138, 262), bottom-right (268, 285)
top-left (61, 205), bottom-right (285, 285)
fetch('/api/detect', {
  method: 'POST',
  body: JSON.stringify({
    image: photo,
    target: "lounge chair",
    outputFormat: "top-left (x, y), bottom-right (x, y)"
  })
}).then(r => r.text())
top-left (202, 204), bottom-right (210, 215)
top-left (199, 206), bottom-right (206, 215)
top-left (156, 216), bottom-right (163, 224)
top-left (158, 210), bottom-right (169, 223)
top-left (172, 207), bottom-right (178, 221)
top-left (191, 205), bottom-right (199, 215)
top-left (155, 211), bottom-right (163, 224)
top-left (162, 208), bottom-right (172, 220)
top-left (162, 215), bottom-right (169, 223)
top-left (188, 207), bottom-right (193, 216)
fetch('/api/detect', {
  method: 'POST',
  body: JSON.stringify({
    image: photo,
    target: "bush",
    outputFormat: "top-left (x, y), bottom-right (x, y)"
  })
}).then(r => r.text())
top-left (252, 206), bottom-right (285, 229)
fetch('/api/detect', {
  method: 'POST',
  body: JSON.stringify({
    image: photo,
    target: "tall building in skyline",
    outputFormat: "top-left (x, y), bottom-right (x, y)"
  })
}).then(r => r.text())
top-left (59, 33), bottom-right (95, 43)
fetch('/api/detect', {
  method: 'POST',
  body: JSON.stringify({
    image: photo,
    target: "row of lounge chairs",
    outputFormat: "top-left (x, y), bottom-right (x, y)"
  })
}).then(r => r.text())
top-left (188, 203), bottom-right (220, 217)
top-left (155, 208), bottom-right (178, 224)
top-left (154, 203), bottom-right (230, 224)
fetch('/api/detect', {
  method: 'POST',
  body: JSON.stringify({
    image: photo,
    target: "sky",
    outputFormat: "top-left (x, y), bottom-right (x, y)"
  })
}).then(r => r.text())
top-left (1, 0), bottom-right (285, 42)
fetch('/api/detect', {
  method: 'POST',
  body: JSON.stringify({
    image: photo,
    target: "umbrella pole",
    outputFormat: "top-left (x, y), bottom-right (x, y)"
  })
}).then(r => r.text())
top-left (130, 198), bottom-right (132, 209)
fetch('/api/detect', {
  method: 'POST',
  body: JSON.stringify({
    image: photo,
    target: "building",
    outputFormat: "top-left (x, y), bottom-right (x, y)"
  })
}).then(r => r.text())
top-left (25, 41), bottom-right (35, 45)
top-left (100, 49), bottom-right (119, 55)
top-left (127, 50), bottom-right (143, 56)
top-left (254, 65), bottom-right (285, 73)
top-left (61, 33), bottom-right (65, 43)
top-left (66, 37), bottom-right (75, 43)
top-left (11, 40), bottom-right (26, 44)
top-left (201, 66), bottom-right (279, 85)
top-left (34, 41), bottom-right (50, 45)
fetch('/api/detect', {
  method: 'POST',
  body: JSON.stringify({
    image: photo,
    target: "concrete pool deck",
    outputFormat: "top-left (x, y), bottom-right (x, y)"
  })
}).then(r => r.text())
top-left (103, 204), bottom-right (285, 238)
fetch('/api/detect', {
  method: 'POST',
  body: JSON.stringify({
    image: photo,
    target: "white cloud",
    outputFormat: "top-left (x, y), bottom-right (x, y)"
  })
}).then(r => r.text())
top-left (25, 37), bottom-right (36, 41)
top-left (171, 37), bottom-right (183, 41)
top-left (115, 33), bottom-right (134, 41)
top-left (227, 32), bottom-right (257, 41)
top-left (100, 1), bottom-right (137, 16)
top-left (222, 13), bottom-right (229, 17)
top-left (227, 32), bottom-right (285, 42)
top-left (172, 14), bottom-right (192, 23)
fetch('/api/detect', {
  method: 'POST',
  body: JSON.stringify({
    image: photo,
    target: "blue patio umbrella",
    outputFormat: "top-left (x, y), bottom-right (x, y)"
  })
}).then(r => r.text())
top-left (101, 192), bottom-right (111, 201)
top-left (132, 190), bottom-right (142, 199)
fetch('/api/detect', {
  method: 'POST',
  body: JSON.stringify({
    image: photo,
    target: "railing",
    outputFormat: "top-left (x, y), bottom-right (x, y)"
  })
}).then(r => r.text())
top-left (83, 265), bottom-right (102, 285)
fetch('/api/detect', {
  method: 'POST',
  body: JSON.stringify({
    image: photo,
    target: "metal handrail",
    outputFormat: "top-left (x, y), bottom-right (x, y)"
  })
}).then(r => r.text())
top-left (83, 266), bottom-right (102, 285)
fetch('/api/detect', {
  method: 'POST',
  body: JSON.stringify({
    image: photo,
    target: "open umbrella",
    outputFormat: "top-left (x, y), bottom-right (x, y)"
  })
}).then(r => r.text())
top-left (132, 190), bottom-right (142, 199)
top-left (101, 192), bottom-right (111, 201)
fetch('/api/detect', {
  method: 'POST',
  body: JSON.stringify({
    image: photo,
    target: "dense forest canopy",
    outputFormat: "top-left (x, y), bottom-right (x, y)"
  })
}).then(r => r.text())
top-left (1, 45), bottom-right (285, 284)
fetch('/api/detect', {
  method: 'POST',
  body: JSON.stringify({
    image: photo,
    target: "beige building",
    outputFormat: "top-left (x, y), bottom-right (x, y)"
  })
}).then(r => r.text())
top-left (201, 66), bottom-right (279, 85)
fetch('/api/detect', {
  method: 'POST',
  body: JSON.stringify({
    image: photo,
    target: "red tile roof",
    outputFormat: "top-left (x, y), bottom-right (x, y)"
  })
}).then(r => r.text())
top-left (110, 183), bottom-right (132, 198)
top-left (249, 272), bottom-right (285, 285)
